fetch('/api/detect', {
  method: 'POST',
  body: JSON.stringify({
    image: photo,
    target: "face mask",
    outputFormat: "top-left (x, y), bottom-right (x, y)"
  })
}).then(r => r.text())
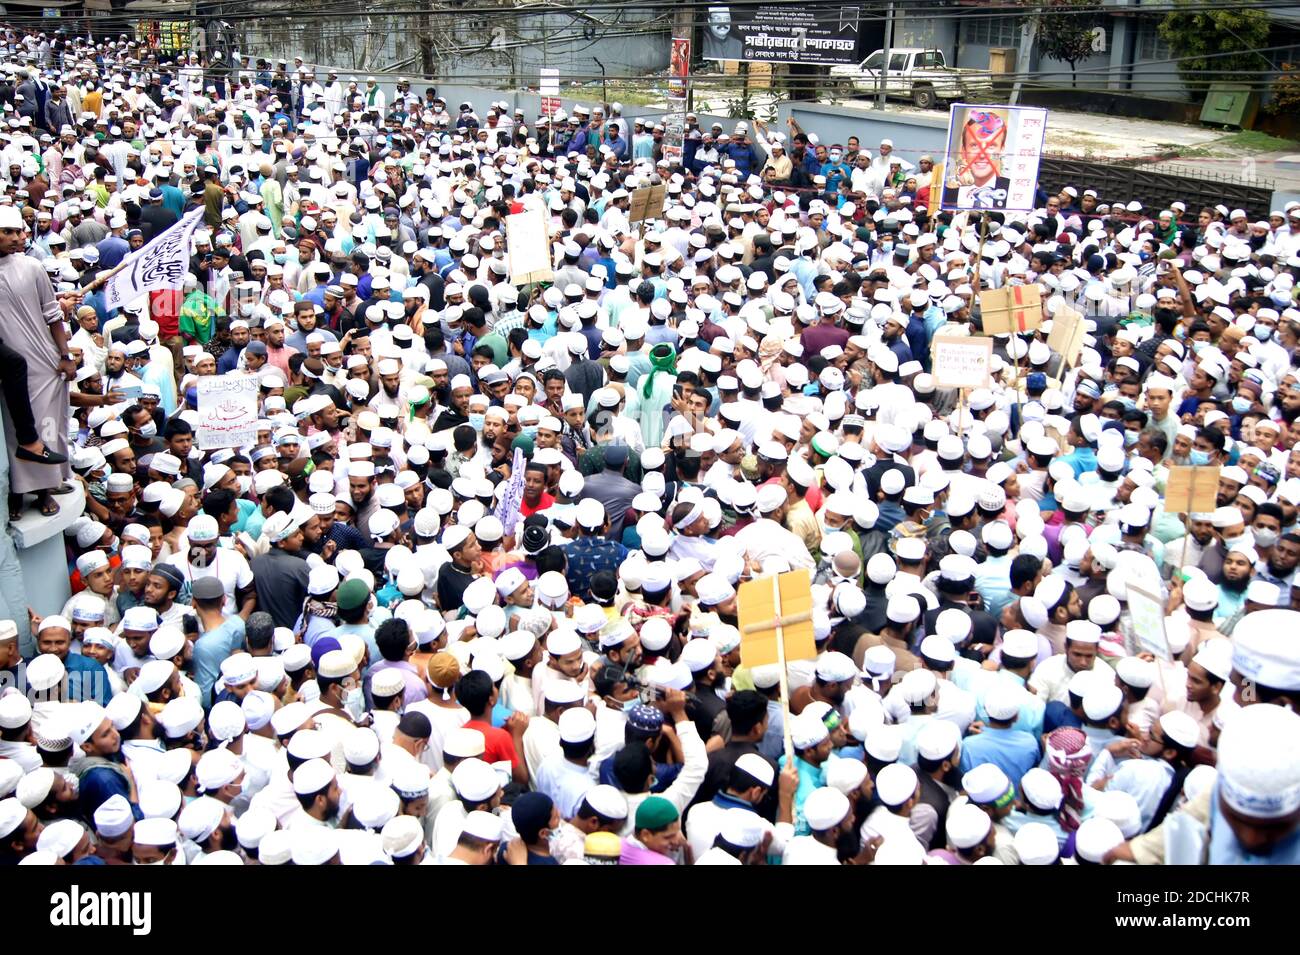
top-left (1253, 528), bottom-right (1279, 548)
top-left (273, 253), bottom-right (288, 264)
top-left (1191, 340), bottom-right (1208, 355)
top-left (468, 412), bottom-right (485, 431)
top-left (521, 425), bottom-right (538, 439)
top-left (620, 697), bottom-right (639, 713)
top-left (1231, 396), bottom-right (1253, 414)
top-left (1254, 325), bottom-right (1273, 341)
top-left (137, 420), bottom-right (157, 439)
top-left (343, 686), bottom-right (365, 719)
top-left (1223, 533), bottom-right (1249, 551)
top-left (1123, 431), bottom-right (1139, 448)
top-left (1189, 449), bottom-right (1211, 466)
top-left (236, 475), bottom-right (253, 495)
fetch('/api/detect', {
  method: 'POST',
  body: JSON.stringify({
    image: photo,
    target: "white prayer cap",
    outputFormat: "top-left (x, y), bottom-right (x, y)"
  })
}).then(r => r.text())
top-left (94, 793), bottom-right (135, 838)
top-left (962, 763), bottom-right (1011, 805)
top-left (1231, 610), bottom-right (1300, 692)
top-left (1216, 704), bottom-right (1300, 820)
top-left (946, 802), bottom-right (992, 850)
top-left (802, 786), bottom-right (850, 831)
top-left (1021, 767), bottom-right (1063, 811)
top-left (1074, 817), bottom-right (1124, 863)
top-left (876, 763), bottom-right (919, 807)
top-left (916, 719), bottom-right (960, 763)
top-left (1015, 822), bottom-right (1061, 864)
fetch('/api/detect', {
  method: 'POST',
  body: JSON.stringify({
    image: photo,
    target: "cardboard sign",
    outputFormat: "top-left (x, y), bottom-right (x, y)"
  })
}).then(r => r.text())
top-left (628, 184), bottom-right (667, 224)
top-left (1047, 303), bottom-right (1086, 369)
top-left (737, 569), bottom-right (817, 670)
top-left (505, 208), bottom-right (553, 285)
top-left (1165, 465), bottom-right (1221, 514)
top-left (932, 335), bottom-right (993, 390)
top-left (196, 373), bottom-right (260, 450)
top-left (980, 284), bottom-right (1042, 335)
top-left (1126, 584), bottom-right (1171, 663)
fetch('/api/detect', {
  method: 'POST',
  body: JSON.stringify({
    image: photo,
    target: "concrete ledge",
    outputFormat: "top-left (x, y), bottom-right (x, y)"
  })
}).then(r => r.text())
top-left (7, 487), bottom-right (85, 550)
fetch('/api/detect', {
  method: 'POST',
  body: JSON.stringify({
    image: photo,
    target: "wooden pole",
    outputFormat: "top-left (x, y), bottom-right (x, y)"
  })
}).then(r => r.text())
top-left (771, 572), bottom-right (795, 768)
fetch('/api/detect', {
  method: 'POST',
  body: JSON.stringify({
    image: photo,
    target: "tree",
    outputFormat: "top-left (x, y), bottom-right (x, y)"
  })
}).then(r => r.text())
top-left (1158, 1), bottom-right (1272, 98)
top-left (1034, 0), bottom-right (1103, 87)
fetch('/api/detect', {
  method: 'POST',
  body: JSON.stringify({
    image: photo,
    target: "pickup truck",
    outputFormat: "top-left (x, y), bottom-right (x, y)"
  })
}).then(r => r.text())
top-left (827, 48), bottom-right (995, 109)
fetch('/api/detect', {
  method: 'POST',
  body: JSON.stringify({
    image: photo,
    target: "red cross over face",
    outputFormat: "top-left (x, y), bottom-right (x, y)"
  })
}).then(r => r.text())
top-left (960, 125), bottom-right (1006, 186)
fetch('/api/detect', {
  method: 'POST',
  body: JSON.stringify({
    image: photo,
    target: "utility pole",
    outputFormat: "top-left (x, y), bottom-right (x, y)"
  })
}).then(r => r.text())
top-left (672, 4), bottom-right (693, 112)
top-left (1009, 12), bottom-right (1039, 105)
top-left (877, 0), bottom-right (894, 110)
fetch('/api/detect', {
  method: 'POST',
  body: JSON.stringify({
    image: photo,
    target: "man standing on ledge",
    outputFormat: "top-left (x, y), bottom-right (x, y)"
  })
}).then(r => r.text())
top-left (0, 205), bottom-right (73, 522)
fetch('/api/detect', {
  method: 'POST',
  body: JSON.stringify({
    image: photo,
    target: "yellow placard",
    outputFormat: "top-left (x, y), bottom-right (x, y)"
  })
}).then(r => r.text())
top-left (1165, 465), bottom-right (1221, 514)
top-left (979, 284), bottom-right (1042, 335)
top-left (628, 184), bottom-right (667, 223)
top-left (1047, 303), bottom-right (1086, 368)
top-left (737, 570), bottom-right (817, 670)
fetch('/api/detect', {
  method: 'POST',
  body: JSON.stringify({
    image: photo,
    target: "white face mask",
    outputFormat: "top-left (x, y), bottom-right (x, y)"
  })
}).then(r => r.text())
top-left (1253, 528), bottom-right (1279, 548)
top-left (343, 686), bottom-right (365, 718)
top-left (236, 475), bottom-right (253, 495)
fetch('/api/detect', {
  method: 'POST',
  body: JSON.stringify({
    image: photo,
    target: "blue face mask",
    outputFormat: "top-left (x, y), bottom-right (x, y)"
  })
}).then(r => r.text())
top-left (521, 425), bottom-right (538, 439)
top-left (621, 697), bottom-right (640, 713)
top-left (273, 253), bottom-right (288, 265)
top-left (1189, 449), bottom-right (1212, 466)
top-left (1231, 396), bottom-right (1253, 414)
top-left (468, 412), bottom-right (485, 431)
top-left (1123, 431), bottom-right (1139, 447)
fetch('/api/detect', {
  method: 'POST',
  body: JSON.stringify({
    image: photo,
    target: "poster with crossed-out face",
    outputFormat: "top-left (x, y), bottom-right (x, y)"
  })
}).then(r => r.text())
top-left (940, 104), bottom-right (1048, 213)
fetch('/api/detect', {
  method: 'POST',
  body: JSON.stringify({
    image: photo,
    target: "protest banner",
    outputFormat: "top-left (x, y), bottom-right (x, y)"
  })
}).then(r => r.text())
top-left (104, 208), bottom-right (205, 309)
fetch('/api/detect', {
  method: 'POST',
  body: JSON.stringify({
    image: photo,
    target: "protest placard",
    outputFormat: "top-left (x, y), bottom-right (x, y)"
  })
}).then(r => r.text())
top-left (932, 335), bottom-right (993, 390)
top-left (196, 374), bottom-right (260, 450)
top-left (505, 208), bottom-right (553, 284)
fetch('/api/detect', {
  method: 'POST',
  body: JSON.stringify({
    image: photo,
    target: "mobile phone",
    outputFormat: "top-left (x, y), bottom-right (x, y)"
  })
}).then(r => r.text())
top-left (118, 385), bottom-right (143, 400)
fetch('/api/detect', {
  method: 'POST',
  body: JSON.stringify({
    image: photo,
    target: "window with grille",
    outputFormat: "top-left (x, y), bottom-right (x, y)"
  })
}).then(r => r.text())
top-left (961, 15), bottom-right (1024, 47)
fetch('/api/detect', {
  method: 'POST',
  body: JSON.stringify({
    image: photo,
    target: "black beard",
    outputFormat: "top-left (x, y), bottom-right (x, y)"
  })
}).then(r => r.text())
top-left (1268, 560), bottom-right (1295, 579)
top-left (1221, 575), bottom-right (1250, 593)
top-left (834, 826), bottom-right (861, 862)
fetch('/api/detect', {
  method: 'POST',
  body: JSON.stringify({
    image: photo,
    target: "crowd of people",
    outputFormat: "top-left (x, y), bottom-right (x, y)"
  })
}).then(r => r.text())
top-left (1, 25), bottom-right (1300, 868)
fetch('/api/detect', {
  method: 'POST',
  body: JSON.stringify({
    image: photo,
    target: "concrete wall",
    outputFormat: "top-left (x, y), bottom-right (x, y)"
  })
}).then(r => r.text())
top-left (773, 100), bottom-right (950, 156)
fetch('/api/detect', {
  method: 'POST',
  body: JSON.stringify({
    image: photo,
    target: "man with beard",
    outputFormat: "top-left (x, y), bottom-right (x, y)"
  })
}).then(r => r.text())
top-left (1214, 542), bottom-right (1256, 625)
top-left (67, 702), bottom-right (135, 821)
top-left (1163, 511), bottom-right (1217, 580)
top-left (347, 461), bottom-right (379, 533)
top-left (1255, 531), bottom-right (1300, 603)
top-left (782, 785), bottom-right (876, 864)
top-left (680, 638), bottom-right (728, 743)
top-left (432, 374), bottom-right (472, 431)
top-left (695, 573), bottom-right (739, 627)
top-left (789, 651), bottom-right (856, 718)
top-left (288, 757), bottom-right (343, 829)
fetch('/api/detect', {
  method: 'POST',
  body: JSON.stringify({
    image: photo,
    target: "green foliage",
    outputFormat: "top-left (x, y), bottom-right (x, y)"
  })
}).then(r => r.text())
top-left (1035, 0), bottom-right (1103, 86)
top-left (1157, 2), bottom-right (1272, 96)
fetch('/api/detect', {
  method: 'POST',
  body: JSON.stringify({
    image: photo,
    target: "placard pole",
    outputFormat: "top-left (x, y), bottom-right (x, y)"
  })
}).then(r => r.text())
top-left (772, 573), bottom-right (794, 768)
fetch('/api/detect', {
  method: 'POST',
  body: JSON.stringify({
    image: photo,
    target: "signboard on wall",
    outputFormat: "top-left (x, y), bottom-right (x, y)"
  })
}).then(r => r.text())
top-left (700, 4), bottom-right (862, 65)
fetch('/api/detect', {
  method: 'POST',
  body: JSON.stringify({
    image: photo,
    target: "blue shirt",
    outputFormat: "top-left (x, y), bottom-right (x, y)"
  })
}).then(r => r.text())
top-left (1056, 446), bottom-right (1098, 480)
top-left (193, 617), bottom-right (247, 708)
top-left (958, 726), bottom-right (1041, 790)
top-left (96, 235), bottom-right (131, 269)
top-left (64, 653), bottom-right (111, 704)
top-left (780, 754), bottom-right (826, 836)
top-left (562, 536), bottom-right (629, 602)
